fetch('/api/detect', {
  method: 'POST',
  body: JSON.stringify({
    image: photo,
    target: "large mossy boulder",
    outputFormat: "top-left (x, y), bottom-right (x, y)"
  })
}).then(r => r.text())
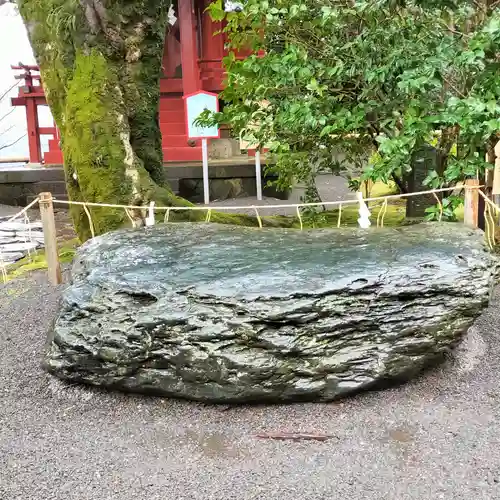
top-left (46, 223), bottom-right (497, 403)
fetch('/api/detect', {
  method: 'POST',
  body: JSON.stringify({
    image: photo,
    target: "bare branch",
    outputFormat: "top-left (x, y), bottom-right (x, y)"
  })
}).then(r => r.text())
top-left (0, 107), bottom-right (15, 125)
top-left (0, 124), bottom-right (16, 136)
top-left (0, 81), bottom-right (19, 103)
top-left (80, 0), bottom-right (108, 34)
top-left (0, 134), bottom-right (26, 151)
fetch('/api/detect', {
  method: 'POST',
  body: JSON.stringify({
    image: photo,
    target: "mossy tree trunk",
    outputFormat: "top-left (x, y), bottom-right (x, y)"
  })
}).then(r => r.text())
top-left (17, 0), bottom-right (197, 240)
top-left (18, 0), bottom-right (294, 240)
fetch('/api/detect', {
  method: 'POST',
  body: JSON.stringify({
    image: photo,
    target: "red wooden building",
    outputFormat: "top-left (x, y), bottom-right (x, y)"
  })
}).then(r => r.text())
top-left (12, 0), bottom-right (249, 165)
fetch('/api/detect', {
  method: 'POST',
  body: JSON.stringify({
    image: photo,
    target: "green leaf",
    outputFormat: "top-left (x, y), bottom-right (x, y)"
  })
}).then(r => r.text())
top-left (215, 0), bottom-right (500, 196)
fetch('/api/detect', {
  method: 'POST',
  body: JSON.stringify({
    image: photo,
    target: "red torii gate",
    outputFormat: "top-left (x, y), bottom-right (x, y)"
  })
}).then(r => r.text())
top-left (10, 0), bottom-right (256, 165)
top-left (10, 64), bottom-right (62, 165)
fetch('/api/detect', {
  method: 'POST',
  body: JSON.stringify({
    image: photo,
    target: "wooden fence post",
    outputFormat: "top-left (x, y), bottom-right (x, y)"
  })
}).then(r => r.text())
top-left (39, 192), bottom-right (62, 285)
top-left (464, 179), bottom-right (479, 229)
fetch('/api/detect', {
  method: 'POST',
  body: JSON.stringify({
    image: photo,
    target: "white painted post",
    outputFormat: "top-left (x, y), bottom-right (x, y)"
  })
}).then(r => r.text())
top-left (202, 138), bottom-right (210, 205)
top-left (39, 192), bottom-right (62, 285)
top-left (255, 149), bottom-right (263, 201)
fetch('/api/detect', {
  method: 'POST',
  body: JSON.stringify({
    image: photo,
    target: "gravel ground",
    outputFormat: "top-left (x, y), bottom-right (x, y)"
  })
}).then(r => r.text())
top-left (0, 204), bottom-right (32, 220)
top-left (1, 271), bottom-right (500, 500)
top-left (207, 174), bottom-right (354, 216)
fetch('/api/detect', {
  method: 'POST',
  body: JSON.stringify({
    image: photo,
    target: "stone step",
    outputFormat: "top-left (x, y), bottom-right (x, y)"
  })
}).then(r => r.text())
top-left (0, 221), bottom-right (43, 232)
top-left (0, 237), bottom-right (44, 247)
top-left (33, 181), bottom-right (67, 195)
top-left (159, 110), bottom-right (186, 122)
top-left (0, 235), bottom-right (45, 245)
top-left (159, 98), bottom-right (184, 111)
top-left (0, 252), bottom-right (24, 264)
top-left (0, 217), bottom-right (46, 266)
top-left (9, 234), bottom-right (45, 244)
top-left (162, 135), bottom-right (192, 147)
top-left (0, 241), bottom-right (40, 253)
top-left (0, 166), bottom-right (64, 183)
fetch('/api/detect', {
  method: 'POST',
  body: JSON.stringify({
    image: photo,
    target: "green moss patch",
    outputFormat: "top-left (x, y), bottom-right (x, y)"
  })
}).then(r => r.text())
top-left (369, 181), bottom-right (399, 198)
top-left (3, 239), bottom-right (79, 282)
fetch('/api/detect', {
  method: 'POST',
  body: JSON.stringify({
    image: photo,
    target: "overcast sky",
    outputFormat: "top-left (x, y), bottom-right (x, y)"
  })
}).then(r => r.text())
top-left (0, 3), bottom-right (51, 159)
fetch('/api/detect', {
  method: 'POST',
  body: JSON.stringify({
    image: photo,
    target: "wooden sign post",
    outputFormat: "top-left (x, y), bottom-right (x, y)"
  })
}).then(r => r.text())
top-left (184, 91), bottom-right (220, 205)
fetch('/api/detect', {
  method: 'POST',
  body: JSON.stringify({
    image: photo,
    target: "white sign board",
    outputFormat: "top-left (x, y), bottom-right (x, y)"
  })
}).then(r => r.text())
top-left (184, 91), bottom-right (220, 139)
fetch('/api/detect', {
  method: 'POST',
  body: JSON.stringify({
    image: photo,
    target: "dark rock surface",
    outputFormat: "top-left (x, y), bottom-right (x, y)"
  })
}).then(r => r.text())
top-left (46, 223), bottom-right (498, 402)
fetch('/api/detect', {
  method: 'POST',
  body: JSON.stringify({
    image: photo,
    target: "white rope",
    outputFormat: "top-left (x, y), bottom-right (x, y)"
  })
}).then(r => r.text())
top-left (1, 184), bottom-right (489, 284)
top-left (0, 260), bottom-right (6, 284)
top-left (478, 189), bottom-right (500, 211)
top-left (296, 206), bottom-right (303, 230)
top-left (484, 203), bottom-right (496, 250)
top-left (23, 211), bottom-right (34, 261)
top-left (145, 201), bottom-right (155, 226)
top-left (124, 208), bottom-right (136, 228)
top-left (357, 191), bottom-right (371, 229)
top-left (4, 197), bottom-right (40, 224)
top-left (83, 203), bottom-right (95, 238)
top-left (432, 192), bottom-right (443, 222)
top-left (377, 199), bottom-right (389, 228)
top-left (50, 185), bottom-right (481, 214)
top-left (253, 206), bottom-right (263, 228)
top-left (0, 197), bottom-right (40, 283)
top-left (0, 243), bottom-right (7, 284)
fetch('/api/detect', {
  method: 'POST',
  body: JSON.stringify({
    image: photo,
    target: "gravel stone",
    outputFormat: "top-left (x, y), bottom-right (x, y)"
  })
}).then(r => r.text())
top-left (2, 270), bottom-right (500, 499)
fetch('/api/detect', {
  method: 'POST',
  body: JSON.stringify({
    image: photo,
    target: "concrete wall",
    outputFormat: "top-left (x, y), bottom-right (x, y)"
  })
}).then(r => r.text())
top-left (0, 163), bottom-right (288, 206)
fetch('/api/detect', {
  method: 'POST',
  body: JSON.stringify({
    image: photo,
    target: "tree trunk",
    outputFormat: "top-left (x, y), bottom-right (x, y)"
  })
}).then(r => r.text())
top-left (405, 144), bottom-right (444, 218)
top-left (16, 1), bottom-right (171, 239)
top-left (17, 0), bottom-right (272, 241)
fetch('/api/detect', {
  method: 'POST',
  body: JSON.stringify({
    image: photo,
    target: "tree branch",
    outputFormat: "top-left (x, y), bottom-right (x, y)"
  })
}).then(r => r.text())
top-left (0, 124), bottom-right (15, 136)
top-left (0, 107), bottom-right (15, 124)
top-left (391, 172), bottom-right (407, 194)
top-left (0, 133), bottom-right (26, 151)
top-left (0, 81), bottom-right (19, 103)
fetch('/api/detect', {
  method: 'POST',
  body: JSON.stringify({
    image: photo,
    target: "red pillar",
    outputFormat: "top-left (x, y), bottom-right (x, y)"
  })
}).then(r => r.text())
top-left (201, 0), bottom-right (223, 61)
top-left (25, 97), bottom-right (42, 164)
top-left (178, 0), bottom-right (201, 95)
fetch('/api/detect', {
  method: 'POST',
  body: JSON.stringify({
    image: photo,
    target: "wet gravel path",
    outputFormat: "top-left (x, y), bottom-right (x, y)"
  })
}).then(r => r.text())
top-left (1, 273), bottom-right (500, 499)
